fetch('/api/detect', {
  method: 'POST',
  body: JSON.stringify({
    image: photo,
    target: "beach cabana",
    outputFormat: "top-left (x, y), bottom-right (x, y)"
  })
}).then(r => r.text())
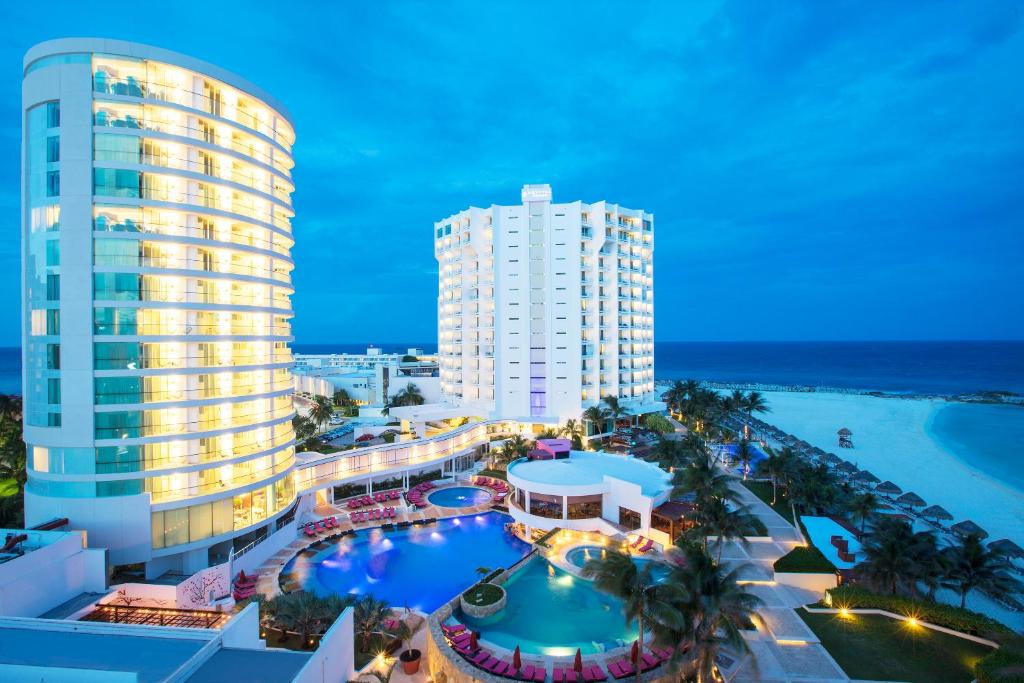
top-left (824, 453), bottom-right (843, 465)
top-left (951, 520), bottom-right (989, 540)
top-left (875, 481), bottom-right (902, 497)
top-left (921, 505), bottom-right (953, 522)
top-left (852, 470), bottom-right (880, 484)
top-left (837, 427), bottom-right (853, 448)
top-left (896, 491), bottom-right (926, 508)
top-left (836, 461), bottom-right (858, 475)
top-left (988, 539), bottom-right (1024, 559)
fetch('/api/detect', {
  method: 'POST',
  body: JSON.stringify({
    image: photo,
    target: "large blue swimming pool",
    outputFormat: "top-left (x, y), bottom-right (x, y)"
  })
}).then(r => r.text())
top-left (281, 512), bottom-right (531, 612)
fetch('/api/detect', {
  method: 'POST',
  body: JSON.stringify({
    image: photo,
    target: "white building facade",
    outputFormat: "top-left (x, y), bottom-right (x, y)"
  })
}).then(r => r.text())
top-left (435, 184), bottom-right (657, 424)
top-left (21, 39), bottom-right (298, 577)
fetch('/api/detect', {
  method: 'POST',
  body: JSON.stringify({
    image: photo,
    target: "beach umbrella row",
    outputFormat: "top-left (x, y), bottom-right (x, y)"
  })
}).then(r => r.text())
top-left (853, 470), bottom-right (880, 484)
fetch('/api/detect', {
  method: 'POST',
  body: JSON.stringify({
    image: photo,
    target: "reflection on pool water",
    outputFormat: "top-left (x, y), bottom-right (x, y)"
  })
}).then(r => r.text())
top-left (281, 512), bottom-right (531, 612)
top-left (428, 486), bottom-right (493, 508)
top-left (565, 545), bottom-right (613, 569)
top-left (458, 556), bottom-right (638, 655)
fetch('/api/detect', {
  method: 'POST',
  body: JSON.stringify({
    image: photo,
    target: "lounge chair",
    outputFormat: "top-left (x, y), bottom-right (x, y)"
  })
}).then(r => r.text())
top-left (520, 664), bottom-right (546, 682)
top-left (588, 664), bottom-right (608, 682)
top-left (477, 655), bottom-right (499, 670)
top-left (303, 525), bottom-right (317, 537)
top-left (639, 652), bottom-right (659, 671)
top-left (637, 539), bottom-right (654, 553)
top-left (628, 536), bottom-right (643, 549)
top-left (488, 659), bottom-right (511, 675)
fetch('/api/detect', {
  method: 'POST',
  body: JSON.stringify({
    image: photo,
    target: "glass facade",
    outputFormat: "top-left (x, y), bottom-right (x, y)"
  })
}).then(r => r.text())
top-left (24, 45), bottom-right (298, 563)
top-left (25, 101), bottom-right (61, 427)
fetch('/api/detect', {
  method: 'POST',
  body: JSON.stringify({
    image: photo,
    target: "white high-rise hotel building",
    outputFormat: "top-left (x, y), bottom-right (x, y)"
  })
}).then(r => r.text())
top-left (22, 39), bottom-right (297, 576)
top-left (435, 184), bottom-right (657, 425)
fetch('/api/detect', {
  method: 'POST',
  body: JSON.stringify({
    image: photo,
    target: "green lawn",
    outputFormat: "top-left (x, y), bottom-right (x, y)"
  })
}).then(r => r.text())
top-left (740, 479), bottom-right (794, 523)
top-left (798, 610), bottom-right (992, 683)
top-left (0, 478), bottom-right (17, 497)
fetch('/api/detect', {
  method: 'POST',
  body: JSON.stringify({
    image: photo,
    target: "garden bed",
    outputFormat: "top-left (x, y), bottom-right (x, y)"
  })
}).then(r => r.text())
top-left (774, 546), bottom-right (836, 573)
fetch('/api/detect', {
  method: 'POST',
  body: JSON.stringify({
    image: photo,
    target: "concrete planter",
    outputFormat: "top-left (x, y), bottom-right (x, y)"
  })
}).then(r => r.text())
top-left (773, 571), bottom-right (838, 593)
top-left (459, 584), bottom-right (507, 619)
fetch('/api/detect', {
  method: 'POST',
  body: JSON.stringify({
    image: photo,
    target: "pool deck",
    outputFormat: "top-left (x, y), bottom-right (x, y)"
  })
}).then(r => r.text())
top-left (254, 480), bottom-right (501, 599)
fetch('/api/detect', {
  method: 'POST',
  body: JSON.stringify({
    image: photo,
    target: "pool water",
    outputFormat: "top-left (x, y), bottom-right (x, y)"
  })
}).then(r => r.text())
top-left (281, 512), bottom-right (531, 612)
top-left (428, 486), bottom-right (493, 508)
top-left (458, 556), bottom-right (637, 655)
top-left (801, 515), bottom-right (861, 569)
top-left (565, 545), bottom-right (614, 569)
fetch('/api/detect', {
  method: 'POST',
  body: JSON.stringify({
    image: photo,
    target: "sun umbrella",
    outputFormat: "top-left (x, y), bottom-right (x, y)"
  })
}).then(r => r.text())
top-left (921, 505), bottom-right (953, 521)
top-left (853, 470), bottom-right (880, 484)
top-left (825, 453), bottom-right (843, 465)
top-left (513, 646), bottom-right (522, 670)
top-left (838, 428), bottom-right (853, 436)
top-left (875, 481), bottom-right (902, 496)
top-left (574, 648), bottom-right (583, 673)
top-left (988, 539), bottom-right (1024, 559)
top-left (837, 461), bottom-right (858, 474)
top-left (630, 640), bottom-right (639, 664)
top-left (896, 492), bottom-right (926, 508)
top-left (951, 520), bottom-right (989, 540)
top-left (470, 631), bottom-right (479, 650)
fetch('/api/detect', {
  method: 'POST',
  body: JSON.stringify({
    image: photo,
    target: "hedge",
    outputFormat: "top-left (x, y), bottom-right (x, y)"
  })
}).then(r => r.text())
top-left (824, 585), bottom-right (1013, 636)
top-left (976, 648), bottom-right (1024, 683)
top-left (462, 582), bottom-right (504, 607)
top-left (774, 546), bottom-right (837, 573)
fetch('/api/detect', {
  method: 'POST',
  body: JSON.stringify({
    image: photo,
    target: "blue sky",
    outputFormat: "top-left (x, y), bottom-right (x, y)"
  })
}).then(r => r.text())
top-left (3, 1), bottom-right (1022, 344)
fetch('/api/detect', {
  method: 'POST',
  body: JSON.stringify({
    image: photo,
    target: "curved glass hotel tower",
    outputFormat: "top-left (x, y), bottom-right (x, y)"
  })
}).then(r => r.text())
top-left (22, 39), bottom-right (297, 576)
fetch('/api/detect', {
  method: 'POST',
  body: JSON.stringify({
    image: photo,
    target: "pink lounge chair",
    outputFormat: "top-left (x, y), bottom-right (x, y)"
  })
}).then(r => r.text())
top-left (477, 655), bottom-right (499, 670)
top-left (487, 659), bottom-right (511, 675)
top-left (520, 664), bottom-right (545, 682)
top-left (629, 536), bottom-right (643, 549)
top-left (442, 623), bottom-right (466, 635)
top-left (638, 539), bottom-right (654, 553)
top-left (609, 660), bottom-right (634, 679)
top-left (588, 664), bottom-right (608, 682)
top-left (639, 652), bottom-right (659, 671)
top-left (471, 651), bottom-right (491, 666)
top-left (303, 526), bottom-right (316, 537)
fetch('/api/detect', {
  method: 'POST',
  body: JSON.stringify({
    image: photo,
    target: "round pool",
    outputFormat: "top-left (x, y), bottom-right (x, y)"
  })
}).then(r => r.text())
top-left (565, 545), bottom-right (614, 569)
top-left (428, 486), bottom-right (493, 508)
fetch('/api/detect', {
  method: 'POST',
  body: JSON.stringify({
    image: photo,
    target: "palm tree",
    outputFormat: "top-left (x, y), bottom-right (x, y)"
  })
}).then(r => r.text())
top-left (848, 492), bottom-right (879, 534)
top-left (672, 458), bottom-right (741, 508)
top-left (859, 517), bottom-right (919, 595)
top-left (582, 405), bottom-right (611, 438)
top-left (735, 439), bottom-right (754, 480)
top-left (353, 595), bottom-right (391, 651)
top-left (390, 383), bottom-right (425, 407)
top-left (492, 435), bottom-right (531, 469)
top-left (755, 446), bottom-right (794, 505)
top-left (661, 380), bottom-right (684, 417)
top-left (333, 388), bottom-right (352, 410)
top-left (308, 395), bottom-right (334, 432)
top-left (275, 592), bottom-right (329, 649)
top-left (559, 419), bottom-right (585, 450)
top-left (741, 391), bottom-right (770, 436)
top-left (0, 395), bottom-right (22, 423)
top-left (581, 551), bottom-right (684, 683)
top-left (942, 534), bottom-right (1022, 609)
top-left (602, 396), bottom-right (632, 427)
top-left (292, 414), bottom-right (317, 442)
top-left (664, 545), bottom-right (762, 683)
top-left (702, 498), bottom-right (754, 563)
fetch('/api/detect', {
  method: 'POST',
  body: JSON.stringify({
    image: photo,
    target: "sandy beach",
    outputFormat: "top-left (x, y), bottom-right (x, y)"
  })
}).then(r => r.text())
top-left (759, 390), bottom-right (1024, 546)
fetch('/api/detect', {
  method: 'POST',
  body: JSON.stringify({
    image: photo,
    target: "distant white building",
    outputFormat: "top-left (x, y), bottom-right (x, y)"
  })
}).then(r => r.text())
top-left (293, 347), bottom-right (439, 405)
top-left (434, 184), bottom-right (661, 426)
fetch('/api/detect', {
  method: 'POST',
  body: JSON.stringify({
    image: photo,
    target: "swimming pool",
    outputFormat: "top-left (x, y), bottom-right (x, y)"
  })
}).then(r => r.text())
top-left (281, 512), bottom-right (531, 612)
top-left (565, 545), bottom-right (614, 569)
top-left (428, 486), bottom-right (493, 508)
top-left (801, 515), bottom-right (861, 569)
top-left (458, 556), bottom-right (637, 655)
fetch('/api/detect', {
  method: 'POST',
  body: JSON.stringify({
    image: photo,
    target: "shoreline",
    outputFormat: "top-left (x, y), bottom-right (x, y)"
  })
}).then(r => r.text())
top-left (654, 378), bottom-right (1024, 407)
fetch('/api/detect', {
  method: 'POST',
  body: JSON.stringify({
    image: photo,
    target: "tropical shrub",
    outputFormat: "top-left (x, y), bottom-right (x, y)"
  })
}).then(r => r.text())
top-left (643, 413), bottom-right (674, 434)
top-left (774, 546), bottom-right (837, 573)
top-left (976, 647), bottom-right (1024, 683)
top-left (824, 585), bottom-right (1012, 635)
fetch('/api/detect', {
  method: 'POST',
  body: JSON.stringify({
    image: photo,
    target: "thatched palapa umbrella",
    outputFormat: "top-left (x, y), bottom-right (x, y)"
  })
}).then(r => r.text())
top-left (988, 539), bottom-right (1024, 559)
top-left (825, 453), bottom-right (843, 465)
top-left (896, 491), bottom-right (926, 508)
top-left (853, 470), bottom-right (880, 484)
top-left (836, 461), bottom-right (858, 475)
top-left (950, 520), bottom-right (988, 540)
top-left (838, 427), bottom-right (853, 437)
top-left (921, 504), bottom-right (953, 522)
top-left (875, 481), bottom-right (902, 497)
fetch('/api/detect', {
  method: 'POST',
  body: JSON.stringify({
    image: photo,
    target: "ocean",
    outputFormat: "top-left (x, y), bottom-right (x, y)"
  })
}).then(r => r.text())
top-left (1, 340), bottom-right (1021, 397)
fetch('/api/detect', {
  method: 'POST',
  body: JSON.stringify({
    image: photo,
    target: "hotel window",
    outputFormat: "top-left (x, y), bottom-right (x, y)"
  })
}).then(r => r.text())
top-left (618, 507), bottom-right (641, 530)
